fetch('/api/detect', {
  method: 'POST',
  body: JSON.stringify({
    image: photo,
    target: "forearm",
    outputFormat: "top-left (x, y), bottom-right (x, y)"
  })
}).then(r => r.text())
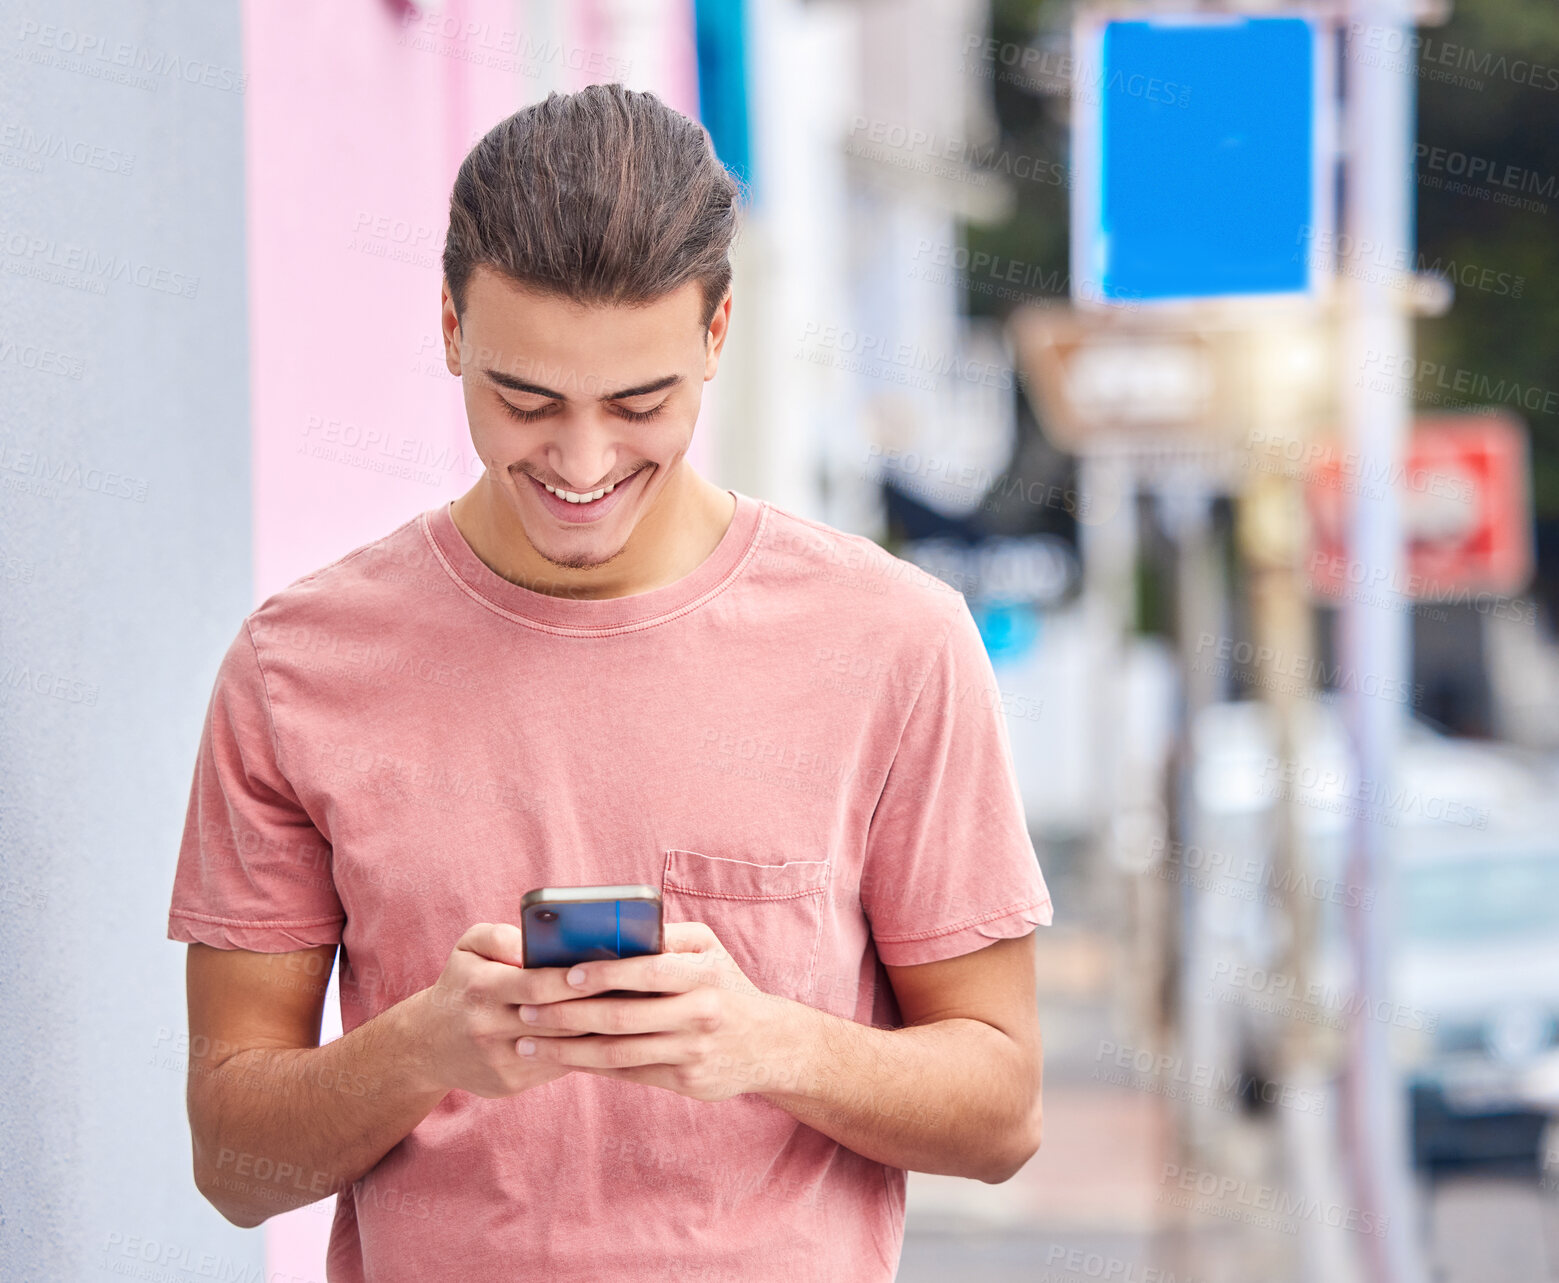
top-left (190, 992), bottom-right (445, 1227)
top-left (752, 999), bottom-right (1042, 1183)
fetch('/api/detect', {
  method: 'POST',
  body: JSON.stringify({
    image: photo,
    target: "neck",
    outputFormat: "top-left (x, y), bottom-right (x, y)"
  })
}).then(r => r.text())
top-left (451, 464), bottom-right (736, 601)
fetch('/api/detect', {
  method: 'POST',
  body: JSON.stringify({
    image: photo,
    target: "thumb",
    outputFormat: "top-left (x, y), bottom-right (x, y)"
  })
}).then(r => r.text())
top-left (458, 921), bottom-right (525, 966)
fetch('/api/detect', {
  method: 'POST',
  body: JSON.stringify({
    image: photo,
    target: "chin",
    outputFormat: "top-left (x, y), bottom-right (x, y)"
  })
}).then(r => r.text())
top-left (524, 519), bottom-right (630, 564)
top-left (537, 545), bottom-right (625, 572)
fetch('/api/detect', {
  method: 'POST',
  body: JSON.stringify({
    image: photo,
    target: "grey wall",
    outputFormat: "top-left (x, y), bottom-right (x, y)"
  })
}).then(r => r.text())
top-left (0, 1), bottom-right (259, 1276)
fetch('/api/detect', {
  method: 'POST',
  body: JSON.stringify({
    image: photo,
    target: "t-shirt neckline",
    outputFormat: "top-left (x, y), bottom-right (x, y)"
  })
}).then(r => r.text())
top-left (421, 489), bottom-right (763, 634)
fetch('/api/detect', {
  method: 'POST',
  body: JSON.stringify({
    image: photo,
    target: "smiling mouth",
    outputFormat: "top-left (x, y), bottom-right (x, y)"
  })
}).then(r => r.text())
top-left (521, 464), bottom-right (645, 509)
top-left (540, 473), bottom-right (633, 504)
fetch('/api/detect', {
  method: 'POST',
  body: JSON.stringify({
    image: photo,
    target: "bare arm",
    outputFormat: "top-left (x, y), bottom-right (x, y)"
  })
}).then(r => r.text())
top-left (184, 923), bottom-right (585, 1227)
top-left (516, 925), bottom-right (1044, 1183)
top-left (754, 932), bottom-right (1044, 1182)
top-left (185, 941), bottom-right (441, 1227)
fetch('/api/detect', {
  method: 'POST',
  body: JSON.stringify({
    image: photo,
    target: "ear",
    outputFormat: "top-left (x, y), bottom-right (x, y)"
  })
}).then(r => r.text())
top-left (703, 290), bottom-right (733, 380)
top-left (441, 279), bottom-right (463, 377)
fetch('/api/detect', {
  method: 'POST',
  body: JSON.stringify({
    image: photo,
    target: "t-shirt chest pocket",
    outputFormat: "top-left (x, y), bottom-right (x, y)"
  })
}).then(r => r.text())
top-left (660, 848), bottom-right (830, 1005)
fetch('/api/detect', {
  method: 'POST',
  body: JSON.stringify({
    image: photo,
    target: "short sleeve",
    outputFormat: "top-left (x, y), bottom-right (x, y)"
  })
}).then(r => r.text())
top-left (861, 597), bottom-right (1053, 967)
top-left (166, 618), bottom-right (345, 951)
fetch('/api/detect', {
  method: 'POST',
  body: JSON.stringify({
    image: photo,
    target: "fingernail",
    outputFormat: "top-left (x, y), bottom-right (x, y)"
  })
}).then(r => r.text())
top-left (520, 1005), bottom-right (537, 1023)
top-left (518, 1038), bottom-right (536, 1056)
top-left (567, 967), bottom-right (587, 987)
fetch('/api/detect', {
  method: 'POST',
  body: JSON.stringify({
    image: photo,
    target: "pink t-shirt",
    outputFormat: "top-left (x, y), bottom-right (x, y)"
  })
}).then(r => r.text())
top-left (166, 489), bottom-right (1053, 1282)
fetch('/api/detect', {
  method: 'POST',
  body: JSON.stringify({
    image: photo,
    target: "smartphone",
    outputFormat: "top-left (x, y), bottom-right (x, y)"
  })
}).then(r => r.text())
top-left (520, 885), bottom-right (663, 974)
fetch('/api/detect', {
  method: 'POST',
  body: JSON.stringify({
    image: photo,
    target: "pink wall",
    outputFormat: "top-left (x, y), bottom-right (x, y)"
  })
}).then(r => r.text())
top-left (239, 0), bottom-right (698, 1274)
top-left (244, 0), bottom-right (701, 603)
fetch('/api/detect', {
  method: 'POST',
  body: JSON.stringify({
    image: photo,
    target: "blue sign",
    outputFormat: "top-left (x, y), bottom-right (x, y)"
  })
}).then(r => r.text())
top-left (695, 0), bottom-right (753, 199)
top-left (972, 601), bottom-right (1042, 666)
top-left (1072, 15), bottom-right (1329, 304)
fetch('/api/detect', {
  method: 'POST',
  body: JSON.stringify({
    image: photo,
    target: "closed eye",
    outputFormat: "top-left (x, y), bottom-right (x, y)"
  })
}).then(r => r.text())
top-left (611, 403), bottom-right (665, 422)
top-left (499, 399), bottom-right (554, 423)
top-left (499, 399), bottom-right (666, 424)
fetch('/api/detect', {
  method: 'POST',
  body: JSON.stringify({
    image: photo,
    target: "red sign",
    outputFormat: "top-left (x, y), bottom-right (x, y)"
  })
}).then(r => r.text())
top-left (1303, 411), bottom-right (1533, 601)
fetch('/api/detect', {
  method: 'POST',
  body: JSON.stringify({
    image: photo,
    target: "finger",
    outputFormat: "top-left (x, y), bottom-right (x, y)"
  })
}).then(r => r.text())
top-left (454, 923), bottom-right (623, 1004)
top-left (524, 960), bottom-right (727, 1005)
top-left (561, 948), bottom-right (718, 998)
top-left (508, 1027), bottom-right (590, 1045)
top-left (520, 1032), bottom-right (690, 1070)
top-left (519, 991), bottom-right (704, 1037)
top-left (508, 963), bottom-right (617, 1006)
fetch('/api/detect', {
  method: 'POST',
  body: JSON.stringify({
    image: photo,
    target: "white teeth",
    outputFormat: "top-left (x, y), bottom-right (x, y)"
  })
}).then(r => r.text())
top-left (544, 479), bottom-right (616, 503)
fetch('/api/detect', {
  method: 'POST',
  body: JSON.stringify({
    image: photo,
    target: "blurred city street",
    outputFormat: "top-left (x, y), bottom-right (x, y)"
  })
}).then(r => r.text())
top-left (901, 928), bottom-right (1559, 1282)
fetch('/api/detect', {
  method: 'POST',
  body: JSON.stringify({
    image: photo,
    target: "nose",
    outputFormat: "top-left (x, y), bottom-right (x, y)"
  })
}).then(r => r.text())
top-left (543, 417), bottom-right (632, 492)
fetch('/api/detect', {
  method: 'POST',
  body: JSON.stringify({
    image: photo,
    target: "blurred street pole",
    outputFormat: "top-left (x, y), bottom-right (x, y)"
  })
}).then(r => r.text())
top-left (1078, 452), bottom-right (1138, 1028)
top-left (1339, 3), bottom-right (1430, 1282)
top-left (1240, 463), bottom-right (1357, 1282)
top-left (1237, 471), bottom-right (1313, 1039)
top-left (1160, 471), bottom-right (1228, 1163)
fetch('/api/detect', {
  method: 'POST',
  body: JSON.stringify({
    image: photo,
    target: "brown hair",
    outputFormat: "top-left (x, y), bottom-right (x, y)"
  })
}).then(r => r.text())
top-left (443, 83), bottom-right (745, 332)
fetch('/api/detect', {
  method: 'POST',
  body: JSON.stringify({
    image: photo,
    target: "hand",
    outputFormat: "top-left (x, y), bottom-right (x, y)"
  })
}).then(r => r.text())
top-left (512, 921), bottom-right (803, 1102)
top-left (402, 922), bottom-right (597, 1099)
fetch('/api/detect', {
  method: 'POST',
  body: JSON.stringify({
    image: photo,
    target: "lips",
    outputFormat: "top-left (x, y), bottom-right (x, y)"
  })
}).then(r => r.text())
top-left (523, 465), bottom-right (644, 524)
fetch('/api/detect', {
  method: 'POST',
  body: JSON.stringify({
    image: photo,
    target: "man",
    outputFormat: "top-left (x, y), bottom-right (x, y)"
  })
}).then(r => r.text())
top-left (168, 82), bottom-right (1052, 1282)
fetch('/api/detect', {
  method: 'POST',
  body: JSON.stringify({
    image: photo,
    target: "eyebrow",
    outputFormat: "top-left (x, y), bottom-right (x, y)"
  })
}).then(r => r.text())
top-left (483, 369), bottom-right (683, 401)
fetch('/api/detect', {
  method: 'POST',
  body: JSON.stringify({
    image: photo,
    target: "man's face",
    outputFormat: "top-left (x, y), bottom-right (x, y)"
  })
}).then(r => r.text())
top-left (441, 266), bottom-right (729, 572)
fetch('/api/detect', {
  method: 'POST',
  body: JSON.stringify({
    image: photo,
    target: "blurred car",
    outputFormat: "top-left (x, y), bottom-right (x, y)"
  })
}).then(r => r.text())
top-left (1187, 697), bottom-right (1559, 1169)
top-left (1393, 826), bottom-right (1559, 1172)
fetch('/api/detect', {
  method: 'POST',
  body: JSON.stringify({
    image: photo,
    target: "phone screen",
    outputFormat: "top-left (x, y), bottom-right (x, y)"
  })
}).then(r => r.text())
top-left (521, 897), bottom-right (662, 969)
